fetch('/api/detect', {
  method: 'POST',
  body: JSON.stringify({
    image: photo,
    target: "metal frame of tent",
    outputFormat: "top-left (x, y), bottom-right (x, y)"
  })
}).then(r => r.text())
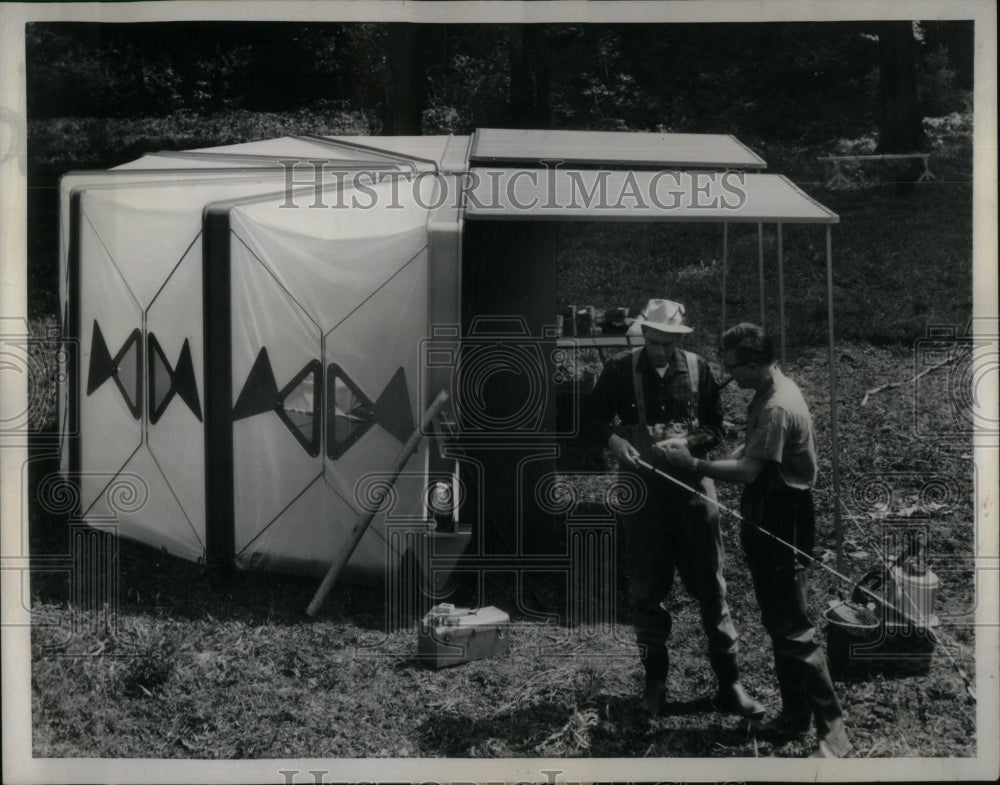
top-left (457, 161), bottom-right (845, 573)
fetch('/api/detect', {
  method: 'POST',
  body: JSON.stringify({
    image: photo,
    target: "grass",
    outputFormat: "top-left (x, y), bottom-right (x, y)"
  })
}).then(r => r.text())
top-left (25, 110), bottom-right (978, 760)
top-left (27, 342), bottom-right (978, 759)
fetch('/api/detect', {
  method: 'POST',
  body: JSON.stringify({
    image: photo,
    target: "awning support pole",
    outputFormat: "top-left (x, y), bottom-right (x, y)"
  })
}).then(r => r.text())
top-left (825, 225), bottom-right (845, 573)
top-left (758, 222), bottom-right (765, 326)
top-left (778, 222), bottom-right (786, 365)
top-left (721, 222), bottom-right (728, 336)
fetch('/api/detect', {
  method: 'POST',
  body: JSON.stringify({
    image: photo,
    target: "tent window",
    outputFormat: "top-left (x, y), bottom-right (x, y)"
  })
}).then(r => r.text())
top-left (276, 360), bottom-right (322, 457)
top-left (326, 364), bottom-right (375, 460)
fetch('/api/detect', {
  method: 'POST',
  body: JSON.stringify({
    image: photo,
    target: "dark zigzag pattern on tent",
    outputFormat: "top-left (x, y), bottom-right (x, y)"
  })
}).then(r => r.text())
top-left (148, 333), bottom-right (203, 423)
top-left (325, 364), bottom-right (413, 459)
top-left (232, 347), bottom-right (322, 457)
top-left (86, 320), bottom-right (142, 419)
top-left (233, 348), bottom-right (413, 460)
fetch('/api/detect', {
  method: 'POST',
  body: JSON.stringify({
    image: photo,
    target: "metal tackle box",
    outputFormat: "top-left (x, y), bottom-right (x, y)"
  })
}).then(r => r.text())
top-left (417, 603), bottom-right (510, 668)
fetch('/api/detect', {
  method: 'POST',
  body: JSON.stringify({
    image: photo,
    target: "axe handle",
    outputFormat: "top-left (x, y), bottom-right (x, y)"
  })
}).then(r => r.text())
top-left (306, 390), bottom-right (450, 617)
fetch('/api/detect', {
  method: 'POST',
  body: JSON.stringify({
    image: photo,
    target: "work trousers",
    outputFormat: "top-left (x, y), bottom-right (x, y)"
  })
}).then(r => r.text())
top-left (741, 477), bottom-right (847, 746)
top-left (620, 471), bottom-right (740, 686)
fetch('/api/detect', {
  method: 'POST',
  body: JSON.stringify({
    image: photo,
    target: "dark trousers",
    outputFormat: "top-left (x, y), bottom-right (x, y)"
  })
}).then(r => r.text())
top-left (621, 473), bottom-right (739, 685)
top-left (741, 477), bottom-right (846, 745)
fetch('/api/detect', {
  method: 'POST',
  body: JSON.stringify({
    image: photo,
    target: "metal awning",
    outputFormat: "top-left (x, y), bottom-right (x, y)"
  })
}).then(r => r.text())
top-left (464, 163), bottom-right (846, 573)
top-left (469, 128), bottom-right (766, 169)
top-left (464, 169), bottom-right (837, 223)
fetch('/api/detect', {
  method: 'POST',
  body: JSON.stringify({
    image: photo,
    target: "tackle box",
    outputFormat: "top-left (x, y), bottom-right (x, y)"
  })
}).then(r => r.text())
top-left (417, 603), bottom-right (510, 668)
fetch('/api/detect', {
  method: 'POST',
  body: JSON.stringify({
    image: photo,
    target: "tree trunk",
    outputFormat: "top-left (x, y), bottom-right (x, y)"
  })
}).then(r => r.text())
top-left (383, 23), bottom-right (425, 135)
top-left (875, 21), bottom-right (925, 154)
top-left (875, 21), bottom-right (926, 189)
top-left (508, 24), bottom-right (551, 128)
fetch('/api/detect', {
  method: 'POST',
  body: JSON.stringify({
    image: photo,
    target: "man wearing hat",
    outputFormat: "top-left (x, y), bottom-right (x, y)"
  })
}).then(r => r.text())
top-left (589, 299), bottom-right (763, 718)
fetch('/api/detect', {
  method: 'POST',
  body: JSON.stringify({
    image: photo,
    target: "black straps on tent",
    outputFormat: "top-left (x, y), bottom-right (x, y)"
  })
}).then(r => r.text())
top-left (148, 333), bottom-right (203, 424)
top-left (86, 320), bottom-right (142, 420)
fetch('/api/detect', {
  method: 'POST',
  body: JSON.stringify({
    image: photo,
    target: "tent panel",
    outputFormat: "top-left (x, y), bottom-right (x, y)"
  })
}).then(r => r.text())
top-left (470, 128), bottom-right (767, 169)
top-left (233, 415), bottom-right (324, 547)
top-left (322, 253), bottom-right (428, 503)
top-left (78, 216), bottom-right (143, 513)
top-left (465, 170), bottom-right (838, 223)
top-left (82, 189), bottom-right (202, 308)
top-left (230, 240), bottom-right (326, 547)
top-left (84, 448), bottom-right (205, 561)
top-left (229, 209), bottom-right (428, 335)
top-left (229, 238), bottom-right (323, 399)
top-left (146, 244), bottom-right (206, 538)
top-left (237, 443), bottom-right (428, 584)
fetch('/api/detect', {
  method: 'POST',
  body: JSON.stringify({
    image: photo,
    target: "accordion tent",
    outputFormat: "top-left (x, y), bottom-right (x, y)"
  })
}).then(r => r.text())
top-left (59, 129), bottom-right (846, 591)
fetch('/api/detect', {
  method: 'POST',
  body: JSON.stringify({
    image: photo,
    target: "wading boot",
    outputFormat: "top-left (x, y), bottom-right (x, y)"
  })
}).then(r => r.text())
top-left (747, 712), bottom-right (812, 742)
top-left (713, 681), bottom-right (765, 719)
top-left (640, 648), bottom-right (668, 716)
top-left (641, 677), bottom-right (666, 716)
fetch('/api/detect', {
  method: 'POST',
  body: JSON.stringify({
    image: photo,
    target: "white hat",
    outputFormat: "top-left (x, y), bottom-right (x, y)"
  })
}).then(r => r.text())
top-left (626, 298), bottom-right (693, 336)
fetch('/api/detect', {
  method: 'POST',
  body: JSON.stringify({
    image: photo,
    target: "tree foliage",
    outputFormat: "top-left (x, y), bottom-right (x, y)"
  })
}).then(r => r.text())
top-left (27, 20), bottom-right (973, 142)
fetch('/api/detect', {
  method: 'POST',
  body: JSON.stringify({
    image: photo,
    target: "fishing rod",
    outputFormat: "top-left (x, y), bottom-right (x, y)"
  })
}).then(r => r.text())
top-left (631, 456), bottom-right (976, 698)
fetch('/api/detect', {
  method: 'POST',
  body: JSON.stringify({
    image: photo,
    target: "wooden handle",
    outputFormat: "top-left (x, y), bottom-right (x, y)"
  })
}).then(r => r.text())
top-left (306, 390), bottom-right (450, 617)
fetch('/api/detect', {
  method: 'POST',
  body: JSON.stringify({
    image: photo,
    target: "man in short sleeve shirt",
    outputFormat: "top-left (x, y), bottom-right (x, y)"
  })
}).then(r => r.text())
top-left (660, 323), bottom-right (850, 758)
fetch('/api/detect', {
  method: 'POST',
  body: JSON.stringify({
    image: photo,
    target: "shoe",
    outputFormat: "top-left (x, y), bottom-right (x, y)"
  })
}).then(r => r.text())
top-left (747, 713), bottom-right (812, 741)
top-left (810, 738), bottom-right (853, 758)
top-left (641, 678), bottom-right (666, 716)
top-left (713, 682), bottom-right (765, 718)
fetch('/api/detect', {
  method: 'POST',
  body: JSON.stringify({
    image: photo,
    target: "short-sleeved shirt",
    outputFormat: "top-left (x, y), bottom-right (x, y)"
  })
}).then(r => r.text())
top-left (744, 367), bottom-right (817, 490)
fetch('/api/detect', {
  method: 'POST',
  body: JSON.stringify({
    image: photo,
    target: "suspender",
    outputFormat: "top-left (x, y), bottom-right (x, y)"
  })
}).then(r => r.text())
top-left (630, 347), bottom-right (700, 427)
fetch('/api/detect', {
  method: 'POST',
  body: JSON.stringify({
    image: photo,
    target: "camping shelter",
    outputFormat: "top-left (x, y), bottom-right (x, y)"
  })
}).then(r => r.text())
top-left (59, 129), bottom-right (845, 598)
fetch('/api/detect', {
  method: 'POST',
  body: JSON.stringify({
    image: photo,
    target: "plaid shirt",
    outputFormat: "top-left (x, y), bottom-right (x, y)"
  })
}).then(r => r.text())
top-left (590, 347), bottom-right (724, 457)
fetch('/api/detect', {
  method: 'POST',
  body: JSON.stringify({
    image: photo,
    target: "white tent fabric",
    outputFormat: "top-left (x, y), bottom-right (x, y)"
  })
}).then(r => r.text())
top-left (67, 175), bottom-right (314, 561)
top-left (223, 179), bottom-right (433, 579)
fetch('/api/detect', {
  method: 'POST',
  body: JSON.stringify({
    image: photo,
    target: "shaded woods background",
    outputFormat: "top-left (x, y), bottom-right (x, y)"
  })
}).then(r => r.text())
top-left (26, 20), bottom-right (973, 316)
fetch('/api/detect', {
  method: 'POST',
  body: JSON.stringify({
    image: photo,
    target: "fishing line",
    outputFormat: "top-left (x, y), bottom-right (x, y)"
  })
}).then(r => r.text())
top-left (631, 456), bottom-right (975, 697)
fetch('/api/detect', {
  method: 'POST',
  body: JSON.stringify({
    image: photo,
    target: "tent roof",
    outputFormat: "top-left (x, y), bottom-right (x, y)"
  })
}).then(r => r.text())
top-left (316, 135), bottom-right (472, 172)
top-left (464, 169), bottom-right (837, 223)
top-left (184, 135), bottom-right (397, 161)
top-left (469, 128), bottom-right (767, 169)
